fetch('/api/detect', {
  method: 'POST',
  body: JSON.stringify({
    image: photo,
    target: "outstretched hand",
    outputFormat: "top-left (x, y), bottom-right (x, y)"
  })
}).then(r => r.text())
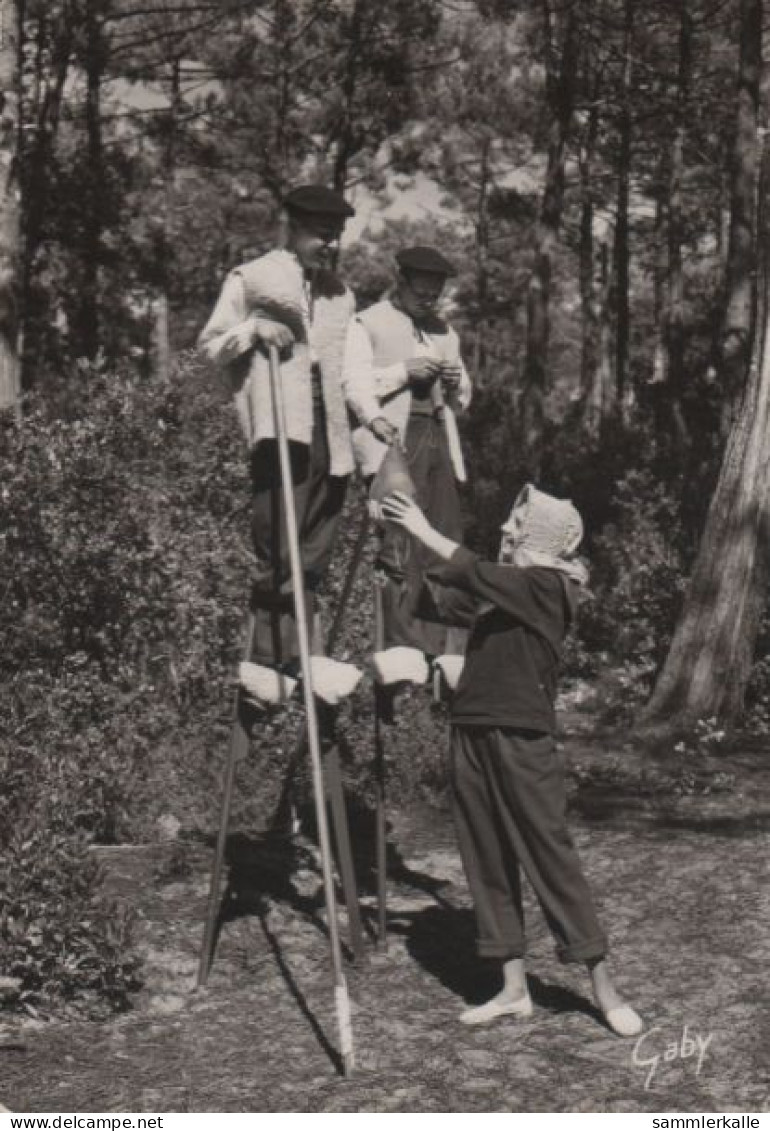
top-left (381, 491), bottom-right (433, 539)
top-left (382, 491), bottom-right (461, 562)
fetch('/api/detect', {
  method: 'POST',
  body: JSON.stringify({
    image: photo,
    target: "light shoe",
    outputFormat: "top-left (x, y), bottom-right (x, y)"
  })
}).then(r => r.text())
top-left (459, 993), bottom-right (534, 1026)
top-left (307, 656), bottom-right (363, 705)
top-left (434, 654), bottom-right (465, 691)
top-left (604, 1004), bottom-right (644, 1038)
top-left (239, 662), bottom-right (297, 708)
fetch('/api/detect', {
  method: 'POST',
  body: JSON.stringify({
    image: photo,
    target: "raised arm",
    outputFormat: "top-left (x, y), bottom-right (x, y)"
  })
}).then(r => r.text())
top-left (382, 491), bottom-right (564, 643)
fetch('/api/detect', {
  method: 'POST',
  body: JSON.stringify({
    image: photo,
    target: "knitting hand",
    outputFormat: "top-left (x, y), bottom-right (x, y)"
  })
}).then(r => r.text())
top-left (406, 356), bottom-right (442, 393)
top-left (381, 492), bottom-right (433, 540)
top-left (369, 416), bottom-right (398, 445)
top-left (439, 362), bottom-right (462, 392)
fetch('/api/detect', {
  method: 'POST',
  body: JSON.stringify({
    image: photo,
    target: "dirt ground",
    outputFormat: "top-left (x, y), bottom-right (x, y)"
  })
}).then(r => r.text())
top-left (2, 718), bottom-right (770, 1114)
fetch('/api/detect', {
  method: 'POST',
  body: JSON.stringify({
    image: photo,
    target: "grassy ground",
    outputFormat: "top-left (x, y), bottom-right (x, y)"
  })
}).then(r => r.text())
top-left (2, 712), bottom-right (769, 1114)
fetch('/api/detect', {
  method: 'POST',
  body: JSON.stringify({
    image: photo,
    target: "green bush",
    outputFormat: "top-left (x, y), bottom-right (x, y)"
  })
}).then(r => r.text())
top-left (0, 355), bottom-right (250, 1013)
top-left (576, 469), bottom-right (690, 669)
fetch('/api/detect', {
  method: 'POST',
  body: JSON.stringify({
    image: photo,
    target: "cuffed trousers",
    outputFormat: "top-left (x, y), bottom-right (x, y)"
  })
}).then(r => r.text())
top-left (379, 412), bottom-right (465, 656)
top-left (450, 725), bottom-right (608, 964)
top-left (248, 394), bottom-right (347, 668)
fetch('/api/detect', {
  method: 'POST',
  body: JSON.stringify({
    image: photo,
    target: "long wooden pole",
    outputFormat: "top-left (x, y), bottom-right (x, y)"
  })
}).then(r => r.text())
top-left (267, 344), bottom-right (355, 1075)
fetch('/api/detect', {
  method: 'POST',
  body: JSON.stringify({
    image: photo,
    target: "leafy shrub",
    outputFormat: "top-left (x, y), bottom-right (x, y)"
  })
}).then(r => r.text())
top-left (0, 355), bottom-right (251, 1012)
top-left (576, 469), bottom-right (690, 669)
top-left (0, 823), bottom-right (140, 1017)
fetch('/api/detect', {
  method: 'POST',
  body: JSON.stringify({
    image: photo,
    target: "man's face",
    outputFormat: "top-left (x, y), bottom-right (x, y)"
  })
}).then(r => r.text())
top-left (289, 213), bottom-right (345, 270)
top-left (397, 269), bottom-right (447, 319)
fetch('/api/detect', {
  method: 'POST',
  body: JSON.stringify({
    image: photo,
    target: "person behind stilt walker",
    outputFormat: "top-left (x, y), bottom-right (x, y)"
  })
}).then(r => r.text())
top-left (199, 185), bottom-right (362, 709)
top-left (343, 245), bottom-right (472, 687)
top-left (381, 484), bottom-right (644, 1038)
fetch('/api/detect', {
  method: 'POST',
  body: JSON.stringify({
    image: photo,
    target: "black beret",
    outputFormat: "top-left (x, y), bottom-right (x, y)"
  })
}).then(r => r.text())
top-left (396, 245), bottom-right (456, 277)
top-left (283, 184), bottom-right (355, 219)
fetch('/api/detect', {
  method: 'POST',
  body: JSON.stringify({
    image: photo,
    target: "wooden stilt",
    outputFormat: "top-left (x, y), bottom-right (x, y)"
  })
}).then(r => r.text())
top-left (197, 612), bottom-right (256, 988)
top-left (323, 738), bottom-right (366, 961)
top-left (373, 576), bottom-right (390, 952)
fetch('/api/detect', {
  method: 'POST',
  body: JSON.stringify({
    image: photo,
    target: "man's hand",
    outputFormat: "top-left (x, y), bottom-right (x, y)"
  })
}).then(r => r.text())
top-left (406, 356), bottom-right (442, 392)
top-left (439, 361), bottom-right (463, 392)
top-left (215, 315), bottom-right (294, 362)
top-left (369, 416), bottom-right (398, 445)
top-left (252, 316), bottom-right (295, 352)
top-left (216, 318), bottom-right (262, 363)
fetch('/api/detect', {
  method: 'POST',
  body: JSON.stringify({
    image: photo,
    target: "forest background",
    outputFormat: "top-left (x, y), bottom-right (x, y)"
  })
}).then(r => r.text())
top-left (0, 0), bottom-right (769, 1019)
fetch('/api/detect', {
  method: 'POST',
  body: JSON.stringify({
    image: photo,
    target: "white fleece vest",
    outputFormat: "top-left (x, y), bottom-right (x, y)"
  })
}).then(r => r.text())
top-left (230, 250), bottom-right (355, 478)
top-left (353, 299), bottom-right (464, 479)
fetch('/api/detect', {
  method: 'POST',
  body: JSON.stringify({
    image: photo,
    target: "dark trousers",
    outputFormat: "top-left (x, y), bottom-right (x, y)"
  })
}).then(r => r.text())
top-left (249, 398), bottom-right (347, 667)
top-left (379, 413), bottom-right (465, 656)
top-left (450, 725), bottom-right (608, 964)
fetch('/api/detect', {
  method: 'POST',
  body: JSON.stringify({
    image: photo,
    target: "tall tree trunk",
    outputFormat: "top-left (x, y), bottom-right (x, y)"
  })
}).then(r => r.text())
top-left (655, 0), bottom-right (693, 455)
top-left (520, 0), bottom-right (579, 467)
top-left (718, 0), bottom-right (762, 434)
top-left (578, 81), bottom-right (600, 435)
top-left (640, 280), bottom-right (770, 727)
top-left (72, 0), bottom-right (106, 361)
top-left (155, 55), bottom-right (181, 382)
top-left (650, 160), bottom-right (669, 387)
top-left (332, 0), bottom-right (365, 192)
top-left (597, 232), bottom-right (615, 427)
top-left (0, 0), bottom-right (21, 416)
top-left (641, 5), bottom-right (766, 729)
top-left (614, 0), bottom-right (634, 417)
top-left (22, 8), bottom-right (74, 383)
top-left (473, 136), bottom-right (491, 385)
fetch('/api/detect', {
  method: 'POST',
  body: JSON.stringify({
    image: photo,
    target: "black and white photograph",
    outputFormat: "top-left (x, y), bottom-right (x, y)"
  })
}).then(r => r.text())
top-left (0, 0), bottom-right (768, 1117)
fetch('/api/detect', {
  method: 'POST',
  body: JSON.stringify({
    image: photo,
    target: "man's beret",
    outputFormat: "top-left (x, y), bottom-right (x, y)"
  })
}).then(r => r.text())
top-left (283, 184), bottom-right (355, 219)
top-left (396, 245), bottom-right (456, 277)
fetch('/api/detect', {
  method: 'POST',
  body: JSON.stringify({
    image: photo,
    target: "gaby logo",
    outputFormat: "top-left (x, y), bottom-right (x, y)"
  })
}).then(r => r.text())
top-left (632, 1025), bottom-right (714, 1090)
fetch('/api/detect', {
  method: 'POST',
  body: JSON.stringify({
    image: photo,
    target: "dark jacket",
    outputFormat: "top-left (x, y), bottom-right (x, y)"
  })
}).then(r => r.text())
top-left (422, 547), bottom-right (578, 733)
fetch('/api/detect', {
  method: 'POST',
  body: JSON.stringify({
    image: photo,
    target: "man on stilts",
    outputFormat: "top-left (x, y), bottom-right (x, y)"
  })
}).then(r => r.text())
top-left (343, 245), bottom-right (473, 685)
top-left (342, 245), bottom-right (472, 949)
top-left (199, 185), bottom-right (361, 707)
top-left (196, 189), bottom-right (365, 1064)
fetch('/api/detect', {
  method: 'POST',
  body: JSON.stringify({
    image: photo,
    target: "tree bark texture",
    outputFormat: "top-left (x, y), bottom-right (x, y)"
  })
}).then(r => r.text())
top-left (73, 0), bottom-right (106, 361)
top-left (0, 0), bottom-right (21, 415)
top-left (642, 0), bottom-right (765, 728)
top-left (520, 0), bottom-right (579, 465)
top-left (578, 81), bottom-right (602, 435)
top-left (613, 0), bottom-right (634, 417)
top-left (652, 0), bottom-right (693, 456)
top-left (641, 296), bottom-right (770, 726)
top-left (719, 0), bottom-right (761, 433)
top-left (473, 136), bottom-right (491, 385)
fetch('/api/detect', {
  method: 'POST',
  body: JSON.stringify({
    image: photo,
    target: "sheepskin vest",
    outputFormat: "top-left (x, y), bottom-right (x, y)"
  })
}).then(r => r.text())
top-left (230, 250), bottom-right (355, 478)
top-left (353, 299), bottom-right (461, 479)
